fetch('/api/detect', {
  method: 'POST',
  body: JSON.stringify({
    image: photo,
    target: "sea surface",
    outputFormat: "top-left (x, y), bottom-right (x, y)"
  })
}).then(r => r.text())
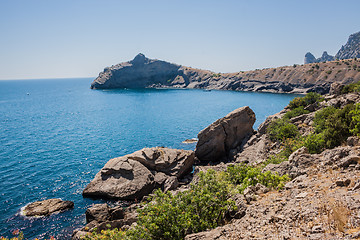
top-left (0, 78), bottom-right (300, 239)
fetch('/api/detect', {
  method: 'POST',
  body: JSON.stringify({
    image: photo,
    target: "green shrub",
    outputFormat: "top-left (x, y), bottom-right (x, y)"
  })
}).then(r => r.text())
top-left (313, 104), bottom-right (355, 149)
top-left (267, 118), bottom-right (299, 142)
top-left (350, 103), bottom-right (360, 136)
top-left (125, 164), bottom-right (289, 240)
top-left (224, 164), bottom-right (289, 193)
top-left (283, 106), bottom-right (310, 119)
top-left (303, 133), bottom-right (326, 154)
top-left (127, 169), bottom-right (236, 240)
top-left (314, 106), bottom-right (337, 133)
top-left (265, 154), bottom-right (287, 165)
top-left (84, 228), bottom-right (126, 240)
top-left (288, 92), bottom-right (323, 110)
top-left (263, 137), bottom-right (305, 167)
top-left (341, 81), bottom-right (360, 93)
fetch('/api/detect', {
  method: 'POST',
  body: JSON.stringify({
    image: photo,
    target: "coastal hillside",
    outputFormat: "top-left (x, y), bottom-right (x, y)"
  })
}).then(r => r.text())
top-left (91, 54), bottom-right (360, 94)
top-left (305, 31), bottom-right (360, 64)
top-left (73, 83), bottom-right (360, 239)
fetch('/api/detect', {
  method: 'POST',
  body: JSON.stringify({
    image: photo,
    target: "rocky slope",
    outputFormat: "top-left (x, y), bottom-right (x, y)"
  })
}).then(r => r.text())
top-left (305, 31), bottom-right (360, 64)
top-left (74, 90), bottom-right (360, 239)
top-left (336, 31), bottom-right (360, 60)
top-left (91, 54), bottom-right (360, 94)
top-left (186, 92), bottom-right (360, 239)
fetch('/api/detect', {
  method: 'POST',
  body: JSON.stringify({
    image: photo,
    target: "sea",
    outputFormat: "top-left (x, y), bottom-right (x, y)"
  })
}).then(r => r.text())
top-left (0, 78), bottom-right (300, 239)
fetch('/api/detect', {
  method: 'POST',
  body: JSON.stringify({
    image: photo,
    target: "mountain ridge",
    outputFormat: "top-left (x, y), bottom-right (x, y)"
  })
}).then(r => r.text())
top-left (305, 31), bottom-right (360, 64)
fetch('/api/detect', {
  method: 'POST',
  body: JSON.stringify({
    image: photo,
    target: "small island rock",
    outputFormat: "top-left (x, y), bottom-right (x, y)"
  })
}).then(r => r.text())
top-left (23, 198), bottom-right (74, 217)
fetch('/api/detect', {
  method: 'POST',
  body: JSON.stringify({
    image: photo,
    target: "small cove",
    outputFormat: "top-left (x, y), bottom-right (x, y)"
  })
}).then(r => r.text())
top-left (0, 78), bottom-right (300, 239)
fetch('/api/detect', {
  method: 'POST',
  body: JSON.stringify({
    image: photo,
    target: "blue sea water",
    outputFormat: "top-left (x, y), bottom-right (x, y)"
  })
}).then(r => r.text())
top-left (0, 78), bottom-right (300, 239)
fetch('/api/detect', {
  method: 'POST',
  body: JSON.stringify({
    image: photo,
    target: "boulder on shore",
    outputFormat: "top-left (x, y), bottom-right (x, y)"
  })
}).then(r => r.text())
top-left (83, 147), bottom-right (195, 200)
top-left (23, 198), bottom-right (74, 217)
top-left (195, 106), bottom-right (256, 163)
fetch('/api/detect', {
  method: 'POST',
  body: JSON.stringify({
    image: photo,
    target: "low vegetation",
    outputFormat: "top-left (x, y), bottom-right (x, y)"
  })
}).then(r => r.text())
top-left (283, 106), bottom-right (309, 120)
top-left (288, 92), bottom-right (323, 110)
top-left (266, 92), bottom-right (360, 165)
top-left (85, 165), bottom-right (288, 240)
top-left (341, 80), bottom-right (360, 94)
top-left (267, 118), bottom-right (299, 142)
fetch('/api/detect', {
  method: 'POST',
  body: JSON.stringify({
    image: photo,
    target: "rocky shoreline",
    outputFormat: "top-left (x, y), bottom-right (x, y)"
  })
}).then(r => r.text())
top-left (90, 53), bottom-right (360, 94)
top-left (71, 86), bottom-right (360, 239)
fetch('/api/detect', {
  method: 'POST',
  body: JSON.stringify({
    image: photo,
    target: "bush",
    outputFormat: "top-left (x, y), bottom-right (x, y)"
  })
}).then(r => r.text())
top-left (125, 164), bottom-right (289, 240)
top-left (127, 169), bottom-right (236, 240)
top-left (223, 164), bottom-right (289, 194)
top-left (313, 106), bottom-right (337, 133)
top-left (341, 81), bottom-right (360, 93)
top-left (288, 92), bottom-right (323, 110)
top-left (303, 133), bottom-right (326, 154)
top-left (263, 137), bottom-right (305, 167)
top-left (267, 118), bottom-right (299, 142)
top-left (350, 103), bottom-right (360, 136)
top-left (84, 228), bottom-right (126, 240)
top-left (283, 106), bottom-right (310, 119)
top-left (313, 104), bottom-right (355, 149)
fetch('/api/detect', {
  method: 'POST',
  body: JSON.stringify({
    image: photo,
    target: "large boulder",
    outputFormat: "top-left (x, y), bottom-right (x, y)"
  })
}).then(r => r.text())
top-left (195, 106), bottom-right (256, 163)
top-left (85, 204), bottom-right (111, 223)
top-left (128, 147), bottom-right (195, 177)
top-left (23, 198), bottom-right (74, 217)
top-left (83, 147), bottom-right (194, 200)
top-left (83, 157), bottom-right (154, 200)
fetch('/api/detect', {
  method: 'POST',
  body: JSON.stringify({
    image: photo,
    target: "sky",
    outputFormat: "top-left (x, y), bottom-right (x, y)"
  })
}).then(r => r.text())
top-left (0, 0), bottom-right (359, 80)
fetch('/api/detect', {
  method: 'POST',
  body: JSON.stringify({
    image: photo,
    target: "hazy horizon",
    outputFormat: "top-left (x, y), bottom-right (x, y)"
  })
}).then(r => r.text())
top-left (1, 0), bottom-right (359, 80)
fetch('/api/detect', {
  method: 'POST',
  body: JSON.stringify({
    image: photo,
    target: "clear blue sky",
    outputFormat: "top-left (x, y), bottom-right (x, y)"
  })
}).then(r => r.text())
top-left (0, 0), bottom-right (359, 80)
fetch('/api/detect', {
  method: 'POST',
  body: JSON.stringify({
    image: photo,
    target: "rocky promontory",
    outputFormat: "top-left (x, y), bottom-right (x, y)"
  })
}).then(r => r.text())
top-left (91, 53), bottom-right (360, 94)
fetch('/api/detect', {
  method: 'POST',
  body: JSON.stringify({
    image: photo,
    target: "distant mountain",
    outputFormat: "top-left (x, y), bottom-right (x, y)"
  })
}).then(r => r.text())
top-left (335, 31), bottom-right (360, 59)
top-left (304, 31), bottom-right (360, 64)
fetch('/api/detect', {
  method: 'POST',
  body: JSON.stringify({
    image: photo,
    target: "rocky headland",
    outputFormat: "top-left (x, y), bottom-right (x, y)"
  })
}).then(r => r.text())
top-left (74, 84), bottom-right (360, 239)
top-left (91, 53), bottom-right (360, 94)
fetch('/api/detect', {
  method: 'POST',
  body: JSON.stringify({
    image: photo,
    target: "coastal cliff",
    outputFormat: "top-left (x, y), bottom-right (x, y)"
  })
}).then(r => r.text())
top-left (91, 54), bottom-right (360, 94)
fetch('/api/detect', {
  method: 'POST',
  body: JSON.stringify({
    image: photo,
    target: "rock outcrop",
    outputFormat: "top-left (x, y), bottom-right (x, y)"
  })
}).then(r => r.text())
top-left (195, 106), bottom-right (256, 163)
top-left (82, 147), bottom-right (194, 200)
top-left (304, 52), bottom-right (317, 64)
top-left (72, 203), bottom-right (139, 239)
top-left (304, 51), bottom-right (335, 64)
top-left (91, 53), bottom-right (360, 94)
top-left (335, 31), bottom-right (360, 60)
top-left (305, 31), bottom-right (360, 64)
top-left (23, 199), bottom-right (74, 217)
